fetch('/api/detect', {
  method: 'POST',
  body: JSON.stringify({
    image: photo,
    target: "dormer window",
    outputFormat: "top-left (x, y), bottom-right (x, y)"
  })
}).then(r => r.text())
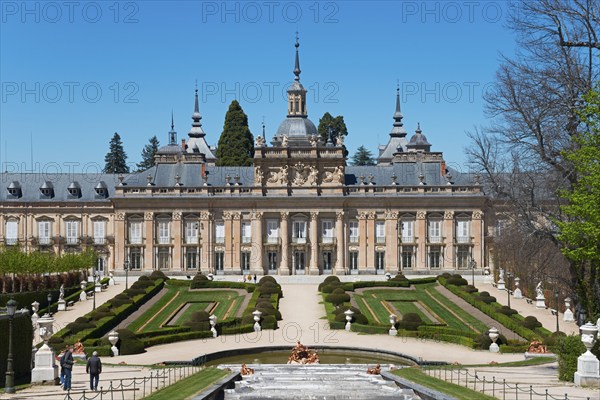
top-left (40, 181), bottom-right (54, 198)
top-left (7, 181), bottom-right (22, 198)
top-left (95, 181), bottom-right (108, 198)
top-left (67, 182), bottom-right (81, 198)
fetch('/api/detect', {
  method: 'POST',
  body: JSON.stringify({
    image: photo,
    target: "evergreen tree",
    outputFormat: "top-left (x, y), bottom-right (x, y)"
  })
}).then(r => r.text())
top-left (318, 112), bottom-right (348, 145)
top-left (216, 100), bottom-right (254, 166)
top-left (351, 145), bottom-right (376, 166)
top-left (136, 136), bottom-right (160, 171)
top-left (103, 132), bottom-right (130, 173)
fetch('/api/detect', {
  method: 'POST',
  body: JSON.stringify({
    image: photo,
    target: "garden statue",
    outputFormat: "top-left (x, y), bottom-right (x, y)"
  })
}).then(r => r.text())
top-left (367, 364), bottom-right (381, 375)
top-left (282, 135), bottom-right (289, 147)
top-left (255, 135), bottom-right (265, 147)
top-left (536, 281), bottom-right (547, 308)
top-left (288, 342), bottom-right (319, 364)
top-left (59, 284), bottom-right (65, 301)
top-left (241, 363), bottom-right (254, 375)
top-left (536, 282), bottom-right (544, 298)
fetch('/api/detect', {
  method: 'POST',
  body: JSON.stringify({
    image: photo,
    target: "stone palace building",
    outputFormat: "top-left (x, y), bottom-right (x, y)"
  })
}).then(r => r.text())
top-left (0, 39), bottom-right (486, 276)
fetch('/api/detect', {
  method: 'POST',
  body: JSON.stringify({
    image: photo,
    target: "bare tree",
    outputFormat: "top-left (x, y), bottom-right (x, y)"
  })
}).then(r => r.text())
top-left (467, 0), bottom-right (599, 321)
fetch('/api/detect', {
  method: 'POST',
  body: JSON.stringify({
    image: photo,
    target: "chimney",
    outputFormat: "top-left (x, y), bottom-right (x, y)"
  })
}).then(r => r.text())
top-left (181, 139), bottom-right (186, 151)
top-left (441, 161), bottom-right (446, 176)
top-left (201, 163), bottom-right (206, 179)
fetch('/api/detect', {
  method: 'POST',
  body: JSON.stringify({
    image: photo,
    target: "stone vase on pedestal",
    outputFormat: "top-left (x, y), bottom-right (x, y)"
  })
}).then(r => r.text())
top-left (108, 273), bottom-right (116, 286)
top-left (31, 314), bottom-right (59, 383)
top-left (252, 310), bottom-right (262, 332)
top-left (574, 322), bottom-right (600, 387)
top-left (483, 268), bottom-right (492, 284)
top-left (388, 314), bottom-right (397, 336)
top-left (513, 277), bottom-right (522, 299)
top-left (209, 314), bottom-right (218, 338)
top-left (57, 300), bottom-right (66, 311)
top-left (344, 309), bottom-right (354, 331)
top-left (108, 330), bottom-right (119, 356)
top-left (564, 298), bottom-right (575, 322)
top-left (497, 278), bottom-right (505, 291)
top-left (79, 281), bottom-right (87, 302)
top-left (488, 327), bottom-right (500, 353)
top-left (31, 301), bottom-right (40, 328)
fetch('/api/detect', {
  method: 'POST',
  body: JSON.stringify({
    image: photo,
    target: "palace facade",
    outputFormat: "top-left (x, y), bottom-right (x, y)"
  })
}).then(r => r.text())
top-left (0, 39), bottom-right (486, 276)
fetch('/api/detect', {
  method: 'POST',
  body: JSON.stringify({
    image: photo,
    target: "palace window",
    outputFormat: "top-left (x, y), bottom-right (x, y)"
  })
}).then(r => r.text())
top-left (456, 219), bottom-right (470, 243)
top-left (241, 251), bottom-right (251, 272)
top-left (215, 221), bottom-right (225, 244)
top-left (401, 219), bottom-right (414, 243)
top-left (157, 221), bottom-right (170, 244)
top-left (322, 251), bottom-right (332, 270)
top-left (129, 221), bottom-right (143, 245)
top-left (215, 252), bottom-right (224, 271)
top-left (456, 247), bottom-right (470, 270)
top-left (349, 221), bottom-right (359, 243)
top-left (93, 220), bottom-right (105, 245)
top-left (322, 220), bottom-right (334, 243)
top-left (38, 221), bottom-right (51, 245)
top-left (375, 221), bottom-right (386, 243)
top-left (157, 248), bottom-right (170, 270)
top-left (268, 251), bottom-right (278, 271)
top-left (185, 221), bottom-right (198, 244)
top-left (401, 246), bottom-right (414, 270)
top-left (376, 250), bottom-right (385, 270)
top-left (266, 220), bottom-right (279, 243)
top-left (428, 219), bottom-right (442, 243)
top-left (292, 220), bottom-right (307, 244)
top-left (242, 221), bottom-right (251, 243)
top-left (428, 246), bottom-right (442, 269)
top-left (349, 251), bottom-right (359, 270)
top-left (129, 248), bottom-right (142, 270)
top-left (185, 248), bottom-right (197, 270)
top-left (65, 220), bottom-right (80, 244)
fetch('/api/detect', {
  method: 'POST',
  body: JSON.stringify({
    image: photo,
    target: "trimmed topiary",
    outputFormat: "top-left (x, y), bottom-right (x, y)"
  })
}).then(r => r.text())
top-left (184, 311), bottom-right (211, 331)
top-left (332, 287), bottom-right (345, 295)
top-left (498, 306), bottom-right (518, 316)
top-left (258, 276), bottom-right (277, 286)
top-left (521, 316), bottom-right (542, 330)
top-left (463, 285), bottom-right (478, 294)
top-left (190, 273), bottom-right (210, 289)
top-left (325, 293), bottom-right (351, 306)
top-left (447, 276), bottom-right (468, 286)
top-left (319, 276), bottom-right (341, 291)
top-left (397, 313), bottom-right (423, 331)
top-left (117, 329), bottom-right (145, 355)
top-left (149, 270), bottom-right (168, 281)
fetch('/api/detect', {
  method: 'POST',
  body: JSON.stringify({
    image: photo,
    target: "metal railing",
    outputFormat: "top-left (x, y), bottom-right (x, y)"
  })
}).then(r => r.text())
top-left (424, 367), bottom-right (592, 400)
top-left (61, 365), bottom-right (202, 400)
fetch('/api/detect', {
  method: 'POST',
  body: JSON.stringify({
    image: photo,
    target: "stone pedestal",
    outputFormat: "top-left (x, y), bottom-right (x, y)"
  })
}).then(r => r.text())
top-left (574, 352), bottom-right (600, 387)
top-left (513, 288), bottom-right (522, 299)
top-left (31, 344), bottom-right (58, 383)
top-left (497, 279), bottom-right (505, 291)
top-left (79, 291), bottom-right (87, 302)
top-left (57, 299), bottom-right (66, 311)
top-left (108, 330), bottom-right (119, 356)
top-left (536, 295), bottom-right (547, 309)
top-left (564, 309), bottom-right (575, 322)
top-left (483, 271), bottom-right (492, 284)
top-left (95, 282), bottom-right (101, 293)
top-left (108, 273), bottom-right (116, 286)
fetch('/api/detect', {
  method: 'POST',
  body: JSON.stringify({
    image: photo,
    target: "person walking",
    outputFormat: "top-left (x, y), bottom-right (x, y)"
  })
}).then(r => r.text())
top-left (62, 345), bottom-right (74, 391)
top-left (253, 274), bottom-right (257, 284)
top-left (86, 351), bottom-right (102, 391)
top-left (59, 345), bottom-right (68, 387)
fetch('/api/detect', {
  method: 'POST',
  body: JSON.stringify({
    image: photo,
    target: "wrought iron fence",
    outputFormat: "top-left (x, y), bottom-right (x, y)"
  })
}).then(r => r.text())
top-left (62, 364), bottom-right (202, 400)
top-left (424, 367), bottom-right (592, 400)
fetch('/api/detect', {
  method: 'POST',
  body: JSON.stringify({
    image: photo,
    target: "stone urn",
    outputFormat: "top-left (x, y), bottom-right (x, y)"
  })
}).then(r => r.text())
top-left (31, 301), bottom-right (40, 328)
top-left (252, 310), bottom-right (262, 332)
top-left (388, 314), bottom-right (397, 336)
top-left (513, 277), bottom-right (522, 299)
top-left (31, 314), bottom-right (58, 383)
top-left (80, 281), bottom-right (88, 302)
top-left (483, 267), bottom-right (492, 284)
top-left (108, 272), bottom-right (116, 286)
top-left (209, 314), bottom-right (218, 338)
top-left (344, 309), bottom-right (354, 331)
top-left (574, 322), bottom-right (600, 387)
top-left (108, 330), bottom-right (119, 356)
top-left (488, 327), bottom-right (500, 353)
top-left (564, 298), bottom-right (575, 322)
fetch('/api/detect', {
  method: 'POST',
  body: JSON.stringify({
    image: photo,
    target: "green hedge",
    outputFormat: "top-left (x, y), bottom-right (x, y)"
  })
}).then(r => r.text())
top-left (350, 323), bottom-right (389, 334)
top-left (0, 313), bottom-right (33, 388)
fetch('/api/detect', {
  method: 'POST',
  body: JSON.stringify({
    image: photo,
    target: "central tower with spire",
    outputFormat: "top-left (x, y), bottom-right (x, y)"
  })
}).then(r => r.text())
top-left (186, 84), bottom-right (216, 164)
top-left (273, 34), bottom-right (318, 146)
top-left (378, 85), bottom-right (409, 164)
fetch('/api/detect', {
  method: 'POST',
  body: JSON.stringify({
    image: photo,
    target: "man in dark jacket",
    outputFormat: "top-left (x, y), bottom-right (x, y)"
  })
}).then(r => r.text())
top-left (62, 345), bottom-right (74, 391)
top-left (86, 351), bottom-right (102, 391)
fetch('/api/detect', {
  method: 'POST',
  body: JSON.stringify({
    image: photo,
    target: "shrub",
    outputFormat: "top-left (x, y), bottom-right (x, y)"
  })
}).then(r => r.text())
top-left (556, 335), bottom-right (585, 382)
top-left (325, 293), bottom-right (351, 306)
top-left (521, 316), bottom-right (542, 330)
top-left (498, 306), bottom-right (518, 316)
top-left (543, 331), bottom-right (567, 348)
top-left (66, 321), bottom-right (96, 334)
top-left (439, 272), bottom-right (452, 279)
top-left (137, 275), bottom-right (151, 282)
top-left (149, 270), bottom-right (168, 281)
top-left (332, 287), bottom-right (346, 295)
top-left (184, 310), bottom-right (211, 330)
top-left (321, 282), bottom-right (343, 293)
top-left (256, 284), bottom-right (281, 295)
top-left (474, 332), bottom-right (508, 350)
top-left (190, 273), bottom-right (210, 289)
top-left (89, 309), bottom-right (115, 321)
top-left (124, 288), bottom-right (146, 297)
top-left (258, 276), bottom-right (277, 285)
top-left (463, 285), bottom-right (478, 294)
top-left (256, 301), bottom-right (275, 310)
top-left (319, 278), bottom-right (342, 292)
top-left (131, 280), bottom-right (154, 289)
top-left (447, 277), bottom-right (468, 286)
top-left (476, 293), bottom-right (496, 304)
top-left (117, 329), bottom-right (145, 355)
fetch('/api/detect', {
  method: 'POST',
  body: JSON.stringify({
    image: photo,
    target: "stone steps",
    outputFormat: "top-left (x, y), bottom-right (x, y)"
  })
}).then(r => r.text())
top-left (220, 364), bottom-right (421, 400)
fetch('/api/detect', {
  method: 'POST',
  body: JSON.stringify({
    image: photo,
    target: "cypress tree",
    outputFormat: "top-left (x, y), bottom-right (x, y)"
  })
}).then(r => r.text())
top-left (216, 100), bottom-right (254, 166)
top-left (136, 136), bottom-right (160, 171)
top-left (318, 112), bottom-right (348, 156)
top-left (103, 132), bottom-right (130, 173)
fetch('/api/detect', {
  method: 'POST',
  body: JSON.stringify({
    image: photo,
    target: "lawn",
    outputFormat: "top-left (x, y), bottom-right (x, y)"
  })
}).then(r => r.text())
top-left (128, 286), bottom-right (248, 333)
top-left (143, 367), bottom-right (229, 400)
top-left (393, 368), bottom-right (497, 400)
top-left (354, 283), bottom-right (488, 334)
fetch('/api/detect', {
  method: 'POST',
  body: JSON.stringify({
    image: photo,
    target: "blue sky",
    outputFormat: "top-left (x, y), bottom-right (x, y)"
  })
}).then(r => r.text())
top-left (1, 1), bottom-right (517, 174)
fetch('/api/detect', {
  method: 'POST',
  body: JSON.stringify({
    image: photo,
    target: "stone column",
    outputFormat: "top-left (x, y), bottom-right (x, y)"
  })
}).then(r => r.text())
top-left (358, 213), bottom-right (367, 273)
top-left (443, 211), bottom-right (454, 270)
top-left (223, 212), bottom-right (234, 273)
top-left (472, 211), bottom-right (483, 269)
top-left (366, 212), bottom-right (376, 274)
top-left (200, 212), bottom-right (211, 273)
top-left (172, 212), bottom-right (182, 271)
top-left (309, 212), bottom-right (319, 275)
top-left (231, 213), bottom-right (241, 275)
top-left (280, 212), bottom-right (290, 275)
top-left (251, 212), bottom-right (263, 274)
top-left (385, 211), bottom-right (399, 272)
top-left (115, 213), bottom-right (126, 273)
top-left (144, 212), bottom-right (154, 271)
top-left (416, 211), bottom-right (427, 269)
top-left (335, 211), bottom-right (345, 275)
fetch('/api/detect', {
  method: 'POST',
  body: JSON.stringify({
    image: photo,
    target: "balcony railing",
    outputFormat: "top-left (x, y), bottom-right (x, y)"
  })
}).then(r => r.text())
top-left (401, 236), bottom-right (414, 243)
top-left (93, 237), bottom-right (106, 245)
top-left (292, 237), bottom-right (307, 244)
top-left (429, 236), bottom-right (442, 244)
top-left (215, 237), bottom-right (225, 244)
top-left (265, 236), bottom-right (280, 244)
top-left (185, 236), bottom-right (199, 245)
top-left (129, 237), bottom-right (143, 245)
top-left (5, 238), bottom-right (18, 246)
top-left (157, 237), bottom-right (171, 245)
top-left (456, 236), bottom-right (471, 244)
top-left (39, 237), bottom-right (51, 245)
top-left (376, 236), bottom-right (386, 244)
top-left (321, 236), bottom-right (335, 244)
top-left (242, 236), bottom-right (252, 244)
top-left (349, 236), bottom-right (359, 244)
top-left (66, 237), bottom-right (80, 245)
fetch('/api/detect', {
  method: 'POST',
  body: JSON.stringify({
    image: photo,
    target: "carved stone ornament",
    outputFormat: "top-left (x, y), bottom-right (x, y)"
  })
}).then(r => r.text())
top-left (116, 213), bottom-right (125, 221)
top-left (336, 211), bottom-right (344, 221)
top-left (293, 163), bottom-right (308, 186)
top-left (254, 167), bottom-right (263, 185)
top-left (233, 213), bottom-right (241, 220)
top-left (144, 212), bottom-right (154, 221)
top-left (200, 211), bottom-right (211, 220)
top-left (473, 211), bottom-right (483, 220)
top-left (173, 212), bottom-right (182, 221)
top-left (416, 211), bottom-right (426, 220)
top-left (444, 211), bottom-right (454, 220)
top-left (252, 211), bottom-right (264, 220)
